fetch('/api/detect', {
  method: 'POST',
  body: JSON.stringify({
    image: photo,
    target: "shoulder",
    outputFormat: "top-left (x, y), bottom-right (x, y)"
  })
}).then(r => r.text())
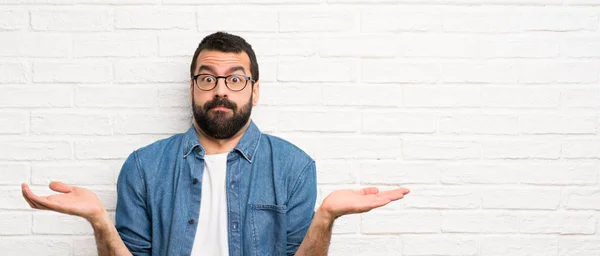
top-left (260, 133), bottom-right (313, 164)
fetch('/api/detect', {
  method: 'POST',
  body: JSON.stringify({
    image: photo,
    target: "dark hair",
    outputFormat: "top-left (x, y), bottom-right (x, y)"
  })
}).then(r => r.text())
top-left (190, 31), bottom-right (259, 81)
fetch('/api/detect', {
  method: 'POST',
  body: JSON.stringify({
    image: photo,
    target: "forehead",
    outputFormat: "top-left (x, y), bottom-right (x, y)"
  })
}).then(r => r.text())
top-left (196, 50), bottom-right (251, 71)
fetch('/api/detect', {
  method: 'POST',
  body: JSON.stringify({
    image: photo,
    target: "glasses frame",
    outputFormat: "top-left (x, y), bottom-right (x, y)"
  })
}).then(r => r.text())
top-left (193, 73), bottom-right (255, 92)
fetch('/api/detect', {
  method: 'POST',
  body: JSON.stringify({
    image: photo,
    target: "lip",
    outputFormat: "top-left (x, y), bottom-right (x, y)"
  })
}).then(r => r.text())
top-left (211, 106), bottom-right (231, 111)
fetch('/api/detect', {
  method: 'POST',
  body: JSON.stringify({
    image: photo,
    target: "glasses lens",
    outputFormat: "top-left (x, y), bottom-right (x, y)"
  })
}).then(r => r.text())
top-left (196, 75), bottom-right (216, 90)
top-left (226, 75), bottom-right (248, 91)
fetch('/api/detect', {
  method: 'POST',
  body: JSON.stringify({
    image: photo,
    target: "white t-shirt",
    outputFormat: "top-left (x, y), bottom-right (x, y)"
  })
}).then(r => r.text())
top-left (190, 152), bottom-right (230, 256)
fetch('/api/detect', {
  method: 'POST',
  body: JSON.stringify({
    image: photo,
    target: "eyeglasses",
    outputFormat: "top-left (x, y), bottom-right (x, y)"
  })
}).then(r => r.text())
top-left (193, 74), bottom-right (255, 92)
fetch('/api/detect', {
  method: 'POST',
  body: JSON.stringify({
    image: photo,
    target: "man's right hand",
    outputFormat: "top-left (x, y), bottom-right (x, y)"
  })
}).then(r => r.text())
top-left (21, 181), bottom-right (107, 223)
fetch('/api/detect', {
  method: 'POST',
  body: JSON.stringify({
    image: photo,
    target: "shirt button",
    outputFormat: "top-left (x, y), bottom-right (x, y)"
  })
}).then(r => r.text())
top-left (230, 183), bottom-right (235, 189)
top-left (193, 178), bottom-right (198, 184)
top-left (232, 222), bottom-right (238, 231)
top-left (188, 218), bottom-right (195, 224)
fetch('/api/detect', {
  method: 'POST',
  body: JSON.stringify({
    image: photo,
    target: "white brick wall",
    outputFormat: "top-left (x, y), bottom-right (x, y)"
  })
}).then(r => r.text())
top-left (1, 1), bottom-right (600, 255)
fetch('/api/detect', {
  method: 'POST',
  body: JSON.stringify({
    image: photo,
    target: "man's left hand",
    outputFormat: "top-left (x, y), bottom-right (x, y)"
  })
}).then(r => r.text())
top-left (318, 187), bottom-right (410, 221)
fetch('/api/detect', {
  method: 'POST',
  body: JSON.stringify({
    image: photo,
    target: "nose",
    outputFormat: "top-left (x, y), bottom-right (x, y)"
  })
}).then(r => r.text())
top-left (213, 77), bottom-right (229, 98)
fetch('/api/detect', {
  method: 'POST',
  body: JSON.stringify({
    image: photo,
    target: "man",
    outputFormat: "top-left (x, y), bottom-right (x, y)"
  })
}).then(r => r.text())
top-left (21, 32), bottom-right (410, 256)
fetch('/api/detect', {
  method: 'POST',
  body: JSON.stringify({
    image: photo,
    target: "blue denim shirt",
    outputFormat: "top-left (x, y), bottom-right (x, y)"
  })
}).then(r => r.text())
top-left (115, 121), bottom-right (317, 256)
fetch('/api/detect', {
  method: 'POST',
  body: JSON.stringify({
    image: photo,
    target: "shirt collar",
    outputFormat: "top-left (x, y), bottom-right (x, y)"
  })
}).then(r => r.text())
top-left (182, 120), bottom-right (261, 163)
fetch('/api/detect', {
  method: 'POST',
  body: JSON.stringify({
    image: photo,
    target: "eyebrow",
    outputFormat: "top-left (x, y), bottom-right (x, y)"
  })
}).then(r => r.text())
top-left (198, 65), bottom-right (246, 75)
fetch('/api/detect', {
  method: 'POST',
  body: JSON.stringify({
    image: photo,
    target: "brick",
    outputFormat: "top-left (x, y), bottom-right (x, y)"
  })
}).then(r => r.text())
top-left (520, 115), bottom-right (597, 134)
top-left (163, 0), bottom-right (236, 3)
top-left (0, 61), bottom-right (30, 83)
top-left (249, 37), bottom-right (316, 57)
top-left (114, 111), bottom-right (191, 134)
top-left (198, 6), bottom-right (277, 32)
top-left (33, 61), bottom-right (112, 83)
top-left (32, 163), bottom-right (114, 185)
top-left (482, 189), bottom-right (560, 210)
top-left (441, 61), bottom-right (518, 83)
top-left (316, 160), bottom-right (359, 184)
top-left (114, 60), bottom-right (189, 83)
top-left (0, 9), bottom-right (27, 30)
top-left (76, 84), bottom-right (159, 108)
top-left (96, 189), bottom-right (117, 211)
top-left (482, 139), bottom-right (561, 159)
top-left (0, 187), bottom-right (30, 209)
top-left (158, 84), bottom-right (191, 108)
top-left (522, 10), bottom-right (598, 32)
top-left (0, 139), bottom-right (72, 161)
top-left (362, 112), bottom-right (437, 134)
top-left (31, 111), bottom-right (112, 135)
top-left (159, 35), bottom-right (203, 57)
top-left (403, 85), bottom-right (481, 108)
top-left (482, 86), bottom-right (560, 108)
top-left (319, 35), bottom-right (398, 57)
top-left (74, 34), bottom-right (157, 57)
top-left (116, 8), bottom-right (196, 30)
top-left (78, 0), bottom-right (157, 3)
top-left (481, 237), bottom-right (558, 256)
top-left (563, 139), bottom-right (600, 159)
top-left (440, 114), bottom-right (519, 135)
top-left (279, 59), bottom-right (357, 82)
top-left (361, 211), bottom-right (440, 234)
top-left (442, 162), bottom-right (598, 186)
top-left (362, 8), bottom-right (441, 32)
top-left (0, 0), bottom-right (73, 3)
top-left (75, 136), bottom-right (160, 160)
top-left (0, 85), bottom-right (72, 108)
top-left (565, 189), bottom-right (600, 210)
top-left (403, 188), bottom-right (479, 209)
top-left (0, 111), bottom-right (27, 134)
top-left (403, 140), bottom-right (480, 160)
top-left (443, 12), bottom-right (520, 33)
top-left (31, 9), bottom-right (112, 32)
top-left (73, 238), bottom-right (97, 256)
top-left (250, 106), bottom-right (278, 133)
top-left (0, 33), bottom-right (70, 57)
top-left (33, 212), bottom-right (92, 235)
top-left (292, 136), bottom-right (401, 160)
top-left (397, 34), bottom-right (478, 58)
top-left (442, 212), bottom-right (519, 233)
top-left (259, 83), bottom-right (321, 106)
top-left (0, 164), bottom-right (29, 185)
top-left (520, 213), bottom-right (595, 234)
top-left (0, 238), bottom-right (71, 255)
top-left (331, 214), bottom-right (360, 234)
top-left (563, 36), bottom-right (600, 57)
top-left (243, 0), bottom-right (319, 3)
top-left (279, 9), bottom-right (358, 32)
top-left (257, 58), bottom-right (277, 82)
top-left (0, 212), bottom-right (30, 235)
top-left (323, 84), bottom-right (402, 107)
top-left (560, 238), bottom-right (600, 256)
top-left (403, 236), bottom-right (477, 256)
top-left (360, 162), bottom-right (439, 185)
top-left (279, 111), bottom-right (359, 132)
top-left (329, 236), bottom-right (402, 256)
top-left (518, 61), bottom-right (599, 84)
top-left (477, 35), bottom-right (560, 58)
top-left (562, 88), bottom-right (600, 108)
top-left (363, 60), bottom-right (440, 83)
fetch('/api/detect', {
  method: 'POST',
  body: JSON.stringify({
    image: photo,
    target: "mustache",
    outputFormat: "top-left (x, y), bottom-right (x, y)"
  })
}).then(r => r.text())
top-left (204, 98), bottom-right (237, 111)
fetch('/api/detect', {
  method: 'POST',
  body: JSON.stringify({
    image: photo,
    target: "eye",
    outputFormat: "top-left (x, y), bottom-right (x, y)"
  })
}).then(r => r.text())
top-left (201, 76), bottom-right (214, 83)
top-left (230, 76), bottom-right (241, 83)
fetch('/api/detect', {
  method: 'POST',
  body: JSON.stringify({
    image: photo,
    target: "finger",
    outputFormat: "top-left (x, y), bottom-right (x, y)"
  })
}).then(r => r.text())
top-left (21, 184), bottom-right (50, 210)
top-left (361, 187), bottom-right (380, 195)
top-left (49, 181), bottom-right (74, 194)
top-left (22, 183), bottom-right (66, 211)
top-left (378, 188), bottom-right (410, 201)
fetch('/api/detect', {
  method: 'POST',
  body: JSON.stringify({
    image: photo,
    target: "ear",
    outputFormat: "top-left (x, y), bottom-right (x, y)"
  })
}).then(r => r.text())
top-left (251, 81), bottom-right (260, 106)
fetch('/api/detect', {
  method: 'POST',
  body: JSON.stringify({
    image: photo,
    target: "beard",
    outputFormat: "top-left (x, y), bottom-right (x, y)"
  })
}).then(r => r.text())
top-left (192, 95), bottom-right (252, 140)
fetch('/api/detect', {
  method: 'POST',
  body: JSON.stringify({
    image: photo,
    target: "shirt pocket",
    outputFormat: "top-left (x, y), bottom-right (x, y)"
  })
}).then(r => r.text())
top-left (249, 204), bottom-right (287, 256)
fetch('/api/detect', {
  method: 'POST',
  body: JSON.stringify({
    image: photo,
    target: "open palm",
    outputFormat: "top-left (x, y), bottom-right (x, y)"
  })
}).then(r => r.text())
top-left (22, 181), bottom-right (106, 221)
top-left (320, 187), bottom-right (410, 219)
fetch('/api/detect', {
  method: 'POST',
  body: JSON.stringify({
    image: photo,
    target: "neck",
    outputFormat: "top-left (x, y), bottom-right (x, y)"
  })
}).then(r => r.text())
top-left (192, 120), bottom-right (251, 155)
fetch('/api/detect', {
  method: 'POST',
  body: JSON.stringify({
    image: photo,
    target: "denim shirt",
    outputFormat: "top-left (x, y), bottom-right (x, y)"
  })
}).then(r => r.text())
top-left (115, 121), bottom-right (317, 256)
